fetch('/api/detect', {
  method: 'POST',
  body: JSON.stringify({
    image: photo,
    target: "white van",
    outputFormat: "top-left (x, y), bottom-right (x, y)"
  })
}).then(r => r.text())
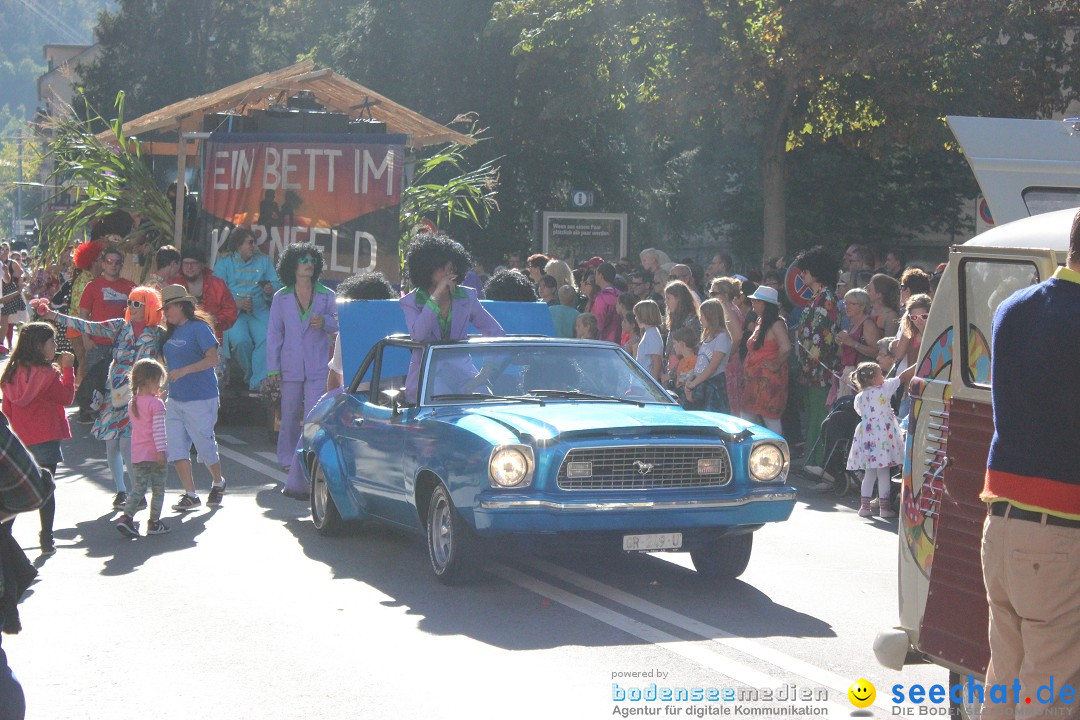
top-left (873, 116), bottom-right (1080, 716)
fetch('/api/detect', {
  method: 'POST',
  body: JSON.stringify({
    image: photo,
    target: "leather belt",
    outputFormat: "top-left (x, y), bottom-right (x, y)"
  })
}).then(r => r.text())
top-left (989, 502), bottom-right (1080, 530)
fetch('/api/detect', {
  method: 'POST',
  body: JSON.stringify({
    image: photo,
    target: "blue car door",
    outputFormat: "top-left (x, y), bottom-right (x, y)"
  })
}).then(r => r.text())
top-left (350, 401), bottom-right (413, 526)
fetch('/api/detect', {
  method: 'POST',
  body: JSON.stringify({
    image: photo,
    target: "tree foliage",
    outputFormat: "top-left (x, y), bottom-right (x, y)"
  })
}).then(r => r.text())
top-left (78, 0), bottom-right (270, 119)
top-left (492, 0), bottom-right (1080, 258)
top-left (45, 0), bottom-right (1080, 266)
top-left (0, 0), bottom-right (105, 116)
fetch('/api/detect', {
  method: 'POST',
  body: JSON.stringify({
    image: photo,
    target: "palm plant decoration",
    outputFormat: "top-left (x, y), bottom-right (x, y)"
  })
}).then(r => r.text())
top-left (399, 114), bottom-right (500, 288)
top-left (37, 91), bottom-right (172, 278)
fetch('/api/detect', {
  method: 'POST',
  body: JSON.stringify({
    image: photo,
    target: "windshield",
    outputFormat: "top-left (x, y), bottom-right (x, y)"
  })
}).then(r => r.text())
top-left (422, 344), bottom-right (673, 406)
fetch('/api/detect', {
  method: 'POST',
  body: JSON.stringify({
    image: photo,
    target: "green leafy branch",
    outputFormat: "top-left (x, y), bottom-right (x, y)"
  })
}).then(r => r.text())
top-left (399, 114), bottom-right (500, 253)
top-left (35, 91), bottom-right (173, 271)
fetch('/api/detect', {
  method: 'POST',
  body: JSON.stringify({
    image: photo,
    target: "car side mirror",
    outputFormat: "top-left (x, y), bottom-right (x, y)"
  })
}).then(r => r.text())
top-left (381, 388), bottom-right (403, 416)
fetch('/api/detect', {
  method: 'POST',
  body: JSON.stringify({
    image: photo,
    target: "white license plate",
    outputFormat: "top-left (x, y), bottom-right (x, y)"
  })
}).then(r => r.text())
top-left (622, 532), bottom-right (683, 551)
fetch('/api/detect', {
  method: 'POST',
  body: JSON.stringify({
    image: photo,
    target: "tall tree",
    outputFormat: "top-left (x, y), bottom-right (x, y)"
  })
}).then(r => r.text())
top-left (492, 0), bottom-right (1080, 258)
top-left (78, 0), bottom-right (270, 119)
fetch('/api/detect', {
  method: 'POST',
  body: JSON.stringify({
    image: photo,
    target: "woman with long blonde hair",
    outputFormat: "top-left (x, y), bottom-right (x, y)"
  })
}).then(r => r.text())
top-left (708, 277), bottom-right (745, 415)
top-left (544, 258), bottom-right (576, 291)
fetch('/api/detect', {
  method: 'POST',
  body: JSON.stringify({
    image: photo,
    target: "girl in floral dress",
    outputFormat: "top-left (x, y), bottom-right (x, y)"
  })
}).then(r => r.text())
top-left (846, 361), bottom-right (905, 518)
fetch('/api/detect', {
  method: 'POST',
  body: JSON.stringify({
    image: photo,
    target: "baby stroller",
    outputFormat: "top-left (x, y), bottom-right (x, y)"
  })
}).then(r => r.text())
top-left (804, 394), bottom-right (861, 496)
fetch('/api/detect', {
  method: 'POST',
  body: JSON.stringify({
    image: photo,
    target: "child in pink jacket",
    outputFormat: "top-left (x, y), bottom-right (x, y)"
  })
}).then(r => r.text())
top-left (1, 322), bottom-right (75, 555)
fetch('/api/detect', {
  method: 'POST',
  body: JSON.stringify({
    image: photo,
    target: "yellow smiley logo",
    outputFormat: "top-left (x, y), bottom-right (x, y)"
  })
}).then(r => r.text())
top-left (848, 678), bottom-right (876, 708)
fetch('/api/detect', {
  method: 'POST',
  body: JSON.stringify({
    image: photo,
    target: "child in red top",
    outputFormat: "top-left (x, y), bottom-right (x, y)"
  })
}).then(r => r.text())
top-left (116, 358), bottom-right (170, 537)
top-left (1, 322), bottom-right (75, 555)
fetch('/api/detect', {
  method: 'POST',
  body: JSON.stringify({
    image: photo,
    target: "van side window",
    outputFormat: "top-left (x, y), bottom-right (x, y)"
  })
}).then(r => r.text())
top-left (959, 259), bottom-right (1040, 389)
top-left (1022, 187), bottom-right (1080, 216)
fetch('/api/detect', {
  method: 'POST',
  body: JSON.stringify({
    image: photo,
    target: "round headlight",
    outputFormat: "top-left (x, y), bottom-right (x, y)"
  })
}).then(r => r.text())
top-left (749, 443), bottom-right (785, 482)
top-left (490, 447), bottom-right (529, 487)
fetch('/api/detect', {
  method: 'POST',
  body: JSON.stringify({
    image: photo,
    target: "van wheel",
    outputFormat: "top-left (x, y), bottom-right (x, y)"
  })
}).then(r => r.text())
top-left (310, 458), bottom-right (344, 536)
top-left (690, 533), bottom-right (753, 580)
top-left (948, 671), bottom-right (979, 719)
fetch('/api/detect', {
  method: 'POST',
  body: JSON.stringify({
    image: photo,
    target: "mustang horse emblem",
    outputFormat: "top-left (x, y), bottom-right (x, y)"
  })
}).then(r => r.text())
top-left (633, 460), bottom-right (655, 476)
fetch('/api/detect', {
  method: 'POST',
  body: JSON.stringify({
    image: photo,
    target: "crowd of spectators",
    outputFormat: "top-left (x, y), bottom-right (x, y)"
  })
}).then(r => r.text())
top-left (486, 241), bottom-right (941, 473)
top-left (7, 221), bottom-right (943, 491)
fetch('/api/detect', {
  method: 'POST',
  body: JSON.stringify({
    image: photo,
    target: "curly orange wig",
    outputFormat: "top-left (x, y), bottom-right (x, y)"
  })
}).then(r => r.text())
top-left (125, 286), bottom-right (163, 326)
top-left (73, 240), bottom-right (106, 271)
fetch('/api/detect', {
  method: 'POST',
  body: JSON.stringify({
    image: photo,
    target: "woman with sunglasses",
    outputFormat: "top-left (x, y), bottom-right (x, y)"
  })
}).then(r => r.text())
top-left (888, 294), bottom-right (932, 374)
top-left (34, 286), bottom-right (164, 509)
top-left (888, 294), bottom-right (933, 429)
top-left (266, 242), bottom-right (339, 471)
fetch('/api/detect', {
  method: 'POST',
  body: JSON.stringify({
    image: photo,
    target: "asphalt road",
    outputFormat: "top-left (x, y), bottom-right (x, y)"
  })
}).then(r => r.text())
top-left (6, 417), bottom-right (946, 720)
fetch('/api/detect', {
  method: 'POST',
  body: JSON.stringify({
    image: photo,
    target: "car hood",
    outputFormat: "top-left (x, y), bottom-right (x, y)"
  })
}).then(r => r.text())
top-left (445, 402), bottom-right (758, 442)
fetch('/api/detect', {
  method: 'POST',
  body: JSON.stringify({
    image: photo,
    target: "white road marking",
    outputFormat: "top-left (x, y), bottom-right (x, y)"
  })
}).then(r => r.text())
top-left (216, 434), bottom-right (248, 446)
top-left (255, 451), bottom-right (279, 464)
top-left (490, 563), bottom-right (851, 716)
top-left (217, 446), bottom-right (287, 483)
top-left (523, 557), bottom-right (889, 712)
top-left (219, 442), bottom-right (890, 714)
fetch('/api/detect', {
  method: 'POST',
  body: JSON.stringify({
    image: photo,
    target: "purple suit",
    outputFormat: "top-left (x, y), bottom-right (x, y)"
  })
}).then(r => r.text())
top-left (401, 286), bottom-right (505, 402)
top-left (267, 283), bottom-right (339, 467)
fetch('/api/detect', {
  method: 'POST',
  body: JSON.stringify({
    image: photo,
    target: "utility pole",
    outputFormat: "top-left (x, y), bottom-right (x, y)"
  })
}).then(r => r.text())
top-left (15, 136), bottom-right (24, 239)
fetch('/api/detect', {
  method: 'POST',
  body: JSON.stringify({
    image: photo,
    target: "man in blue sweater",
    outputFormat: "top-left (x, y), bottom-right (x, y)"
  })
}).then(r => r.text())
top-left (981, 209), bottom-right (1080, 719)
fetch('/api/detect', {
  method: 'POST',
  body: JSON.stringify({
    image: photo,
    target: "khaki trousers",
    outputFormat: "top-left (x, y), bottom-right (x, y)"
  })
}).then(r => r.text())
top-left (981, 511), bottom-right (1080, 719)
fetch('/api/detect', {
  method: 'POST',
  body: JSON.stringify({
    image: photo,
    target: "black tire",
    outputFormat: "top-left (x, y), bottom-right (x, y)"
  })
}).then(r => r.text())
top-left (426, 483), bottom-right (480, 585)
top-left (949, 671), bottom-right (979, 719)
top-left (690, 532), bottom-right (753, 580)
top-left (310, 457), bottom-right (344, 536)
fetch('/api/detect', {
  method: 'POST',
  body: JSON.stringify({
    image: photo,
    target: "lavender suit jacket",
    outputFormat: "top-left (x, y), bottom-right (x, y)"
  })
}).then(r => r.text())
top-left (266, 283), bottom-right (340, 382)
top-left (401, 286), bottom-right (505, 402)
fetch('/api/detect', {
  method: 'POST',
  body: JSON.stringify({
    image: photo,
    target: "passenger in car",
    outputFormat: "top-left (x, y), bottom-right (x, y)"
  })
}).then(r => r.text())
top-left (400, 233), bottom-right (505, 403)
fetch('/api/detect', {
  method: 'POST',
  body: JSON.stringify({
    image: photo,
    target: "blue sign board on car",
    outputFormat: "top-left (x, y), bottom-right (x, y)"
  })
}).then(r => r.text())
top-left (338, 299), bottom-right (557, 386)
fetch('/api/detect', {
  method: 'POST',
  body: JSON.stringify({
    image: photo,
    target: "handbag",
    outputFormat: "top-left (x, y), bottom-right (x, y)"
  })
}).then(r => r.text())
top-left (111, 380), bottom-right (132, 409)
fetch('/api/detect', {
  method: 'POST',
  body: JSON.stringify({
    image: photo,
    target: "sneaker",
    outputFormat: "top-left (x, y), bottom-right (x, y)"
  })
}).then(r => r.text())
top-left (812, 480), bottom-right (835, 493)
top-left (146, 520), bottom-right (171, 535)
top-left (115, 514), bottom-right (140, 538)
top-left (869, 497), bottom-right (880, 508)
top-left (858, 498), bottom-right (874, 518)
top-left (880, 501), bottom-right (898, 519)
top-left (112, 492), bottom-right (128, 510)
top-left (207, 481), bottom-right (226, 506)
top-left (40, 533), bottom-right (55, 556)
top-left (75, 410), bottom-right (95, 425)
top-left (803, 465), bottom-right (825, 477)
top-left (171, 494), bottom-right (202, 512)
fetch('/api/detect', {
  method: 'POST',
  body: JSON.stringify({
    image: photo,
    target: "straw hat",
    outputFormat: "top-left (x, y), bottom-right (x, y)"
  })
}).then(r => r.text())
top-left (161, 284), bottom-right (196, 307)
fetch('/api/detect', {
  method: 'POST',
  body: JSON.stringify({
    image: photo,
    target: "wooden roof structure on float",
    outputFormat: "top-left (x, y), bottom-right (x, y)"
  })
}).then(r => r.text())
top-left (115, 59), bottom-right (473, 148)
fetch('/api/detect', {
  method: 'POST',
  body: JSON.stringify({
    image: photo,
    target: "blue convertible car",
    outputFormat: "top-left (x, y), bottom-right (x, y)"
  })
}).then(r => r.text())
top-left (301, 309), bottom-right (795, 585)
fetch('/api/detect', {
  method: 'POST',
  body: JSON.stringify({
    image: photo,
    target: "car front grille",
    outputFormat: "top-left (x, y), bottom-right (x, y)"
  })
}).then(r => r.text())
top-left (556, 445), bottom-right (732, 490)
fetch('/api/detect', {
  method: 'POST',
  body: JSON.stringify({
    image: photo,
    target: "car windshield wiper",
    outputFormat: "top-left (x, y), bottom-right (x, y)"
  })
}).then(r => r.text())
top-left (523, 389), bottom-right (645, 406)
top-left (429, 392), bottom-right (544, 404)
